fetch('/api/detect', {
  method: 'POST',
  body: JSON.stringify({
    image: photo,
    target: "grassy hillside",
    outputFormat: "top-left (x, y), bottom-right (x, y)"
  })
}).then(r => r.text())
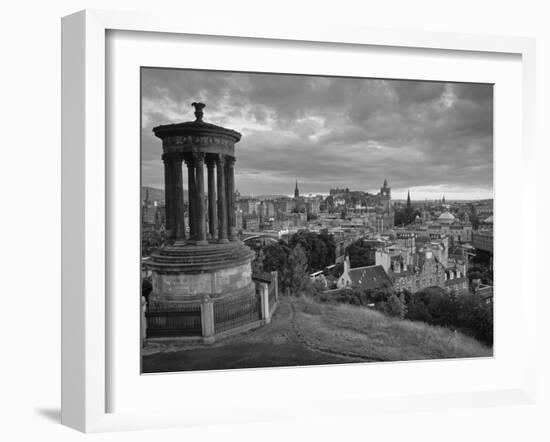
top-left (296, 296), bottom-right (492, 361)
top-left (143, 295), bottom-right (491, 372)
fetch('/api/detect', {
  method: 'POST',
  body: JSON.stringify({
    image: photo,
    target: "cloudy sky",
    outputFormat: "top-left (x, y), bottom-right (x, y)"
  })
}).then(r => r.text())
top-left (141, 68), bottom-right (493, 200)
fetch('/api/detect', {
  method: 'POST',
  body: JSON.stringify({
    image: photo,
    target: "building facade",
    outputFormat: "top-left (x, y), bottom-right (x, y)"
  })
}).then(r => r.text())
top-left (375, 233), bottom-right (469, 294)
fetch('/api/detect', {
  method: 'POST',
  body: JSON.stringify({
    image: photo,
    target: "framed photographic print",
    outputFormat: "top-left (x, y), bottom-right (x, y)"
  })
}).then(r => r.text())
top-left (61, 9), bottom-right (537, 433)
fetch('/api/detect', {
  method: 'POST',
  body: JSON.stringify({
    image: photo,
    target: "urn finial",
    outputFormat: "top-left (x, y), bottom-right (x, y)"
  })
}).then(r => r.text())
top-left (191, 102), bottom-right (206, 122)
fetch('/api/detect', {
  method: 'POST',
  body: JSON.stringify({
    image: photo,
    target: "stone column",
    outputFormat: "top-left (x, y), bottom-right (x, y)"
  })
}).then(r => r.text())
top-left (162, 154), bottom-right (175, 241)
top-left (185, 157), bottom-right (196, 241)
top-left (225, 157), bottom-right (237, 240)
top-left (194, 153), bottom-right (208, 245)
top-left (206, 158), bottom-right (217, 240)
top-left (216, 155), bottom-right (228, 243)
top-left (173, 155), bottom-right (186, 243)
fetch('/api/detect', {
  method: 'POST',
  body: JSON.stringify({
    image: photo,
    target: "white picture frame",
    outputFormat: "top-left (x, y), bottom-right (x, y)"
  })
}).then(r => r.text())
top-left (61, 9), bottom-right (537, 433)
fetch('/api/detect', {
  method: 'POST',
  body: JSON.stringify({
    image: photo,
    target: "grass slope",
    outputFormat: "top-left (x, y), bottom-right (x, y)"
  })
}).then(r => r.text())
top-left (297, 296), bottom-right (492, 361)
top-left (142, 296), bottom-right (491, 373)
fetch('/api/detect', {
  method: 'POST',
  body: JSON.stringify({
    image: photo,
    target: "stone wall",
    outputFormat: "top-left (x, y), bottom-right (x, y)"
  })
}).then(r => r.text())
top-left (152, 262), bottom-right (252, 301)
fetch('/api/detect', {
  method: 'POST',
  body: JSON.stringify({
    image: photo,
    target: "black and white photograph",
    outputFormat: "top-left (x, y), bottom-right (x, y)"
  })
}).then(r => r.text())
top-left (140, 67), bottom-right (494, 373)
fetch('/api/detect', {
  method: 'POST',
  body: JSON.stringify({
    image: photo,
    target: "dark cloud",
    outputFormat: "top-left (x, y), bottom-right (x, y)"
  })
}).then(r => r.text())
top-left (141, 68), bottom-right (493, 199)
top-left (393, 81), bottom-right (446, 105)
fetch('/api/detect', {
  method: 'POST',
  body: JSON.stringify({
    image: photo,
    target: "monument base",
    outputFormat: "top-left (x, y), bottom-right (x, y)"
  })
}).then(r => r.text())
top-left (145, 240), bottom-right (266, 340)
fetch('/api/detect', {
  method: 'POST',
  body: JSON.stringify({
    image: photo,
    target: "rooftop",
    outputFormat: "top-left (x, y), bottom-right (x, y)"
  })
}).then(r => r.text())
top-left (348, 265), bottom-right (393, 291)
top-left (438, 211), bottom-right (455, 221)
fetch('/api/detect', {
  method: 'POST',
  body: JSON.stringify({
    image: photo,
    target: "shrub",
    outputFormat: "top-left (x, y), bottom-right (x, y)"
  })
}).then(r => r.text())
top-left (385, 293), bottom-right (407, 319)
top-left (405, 287), bottom-right (493, 346)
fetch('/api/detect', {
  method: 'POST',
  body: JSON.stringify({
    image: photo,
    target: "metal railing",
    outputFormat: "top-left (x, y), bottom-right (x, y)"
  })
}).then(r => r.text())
top-left (146, 305), bottom-right (202, 337)
top-left (214, 293), bottom-right (261, 333)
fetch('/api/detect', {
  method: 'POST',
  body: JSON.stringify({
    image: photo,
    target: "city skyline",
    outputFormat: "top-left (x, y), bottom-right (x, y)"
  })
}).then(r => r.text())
top-left (142, 68), bottom-right (493, 200)
top-left (141, 183), bottom-right (493, 203)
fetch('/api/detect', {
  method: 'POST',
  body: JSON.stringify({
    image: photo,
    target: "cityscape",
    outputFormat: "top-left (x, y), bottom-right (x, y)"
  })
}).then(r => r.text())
top-left (142, 181), bottom-right (493, 295)
top-left (140, 69), bottom-right (494, 372)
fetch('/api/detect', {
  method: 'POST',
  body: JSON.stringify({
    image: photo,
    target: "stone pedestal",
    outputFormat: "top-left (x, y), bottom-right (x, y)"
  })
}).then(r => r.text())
top-left (150, 242), bottom-right (254, 302)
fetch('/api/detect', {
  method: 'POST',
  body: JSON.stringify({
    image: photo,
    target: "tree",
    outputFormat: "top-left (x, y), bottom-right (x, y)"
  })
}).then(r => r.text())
top-left (406, 287), bottom-right (457, 326)
top-left (472, 302), bottom-right (493, 345)
top-left (326, 286), bottom-right (393, 308)
top-left (313, 279), bottom-right (326, 292)
top-left (346, 240), bottom-right (375, 268)
top-left (469, 263), bottom-right (493, 285)
top-left (318, 231), bottom-right (337, 265)
top-left (251, 248), bottom-right (265, 274)
top-left (406, 295), bottom-right (432, 323)
top-left (284, 245), bottom-right (309, 294)
top-left (405, 287), bottom-right (493, 346)
top-left (141, 229), bottom-right (164, 256)
top-left (385, 293), bottom-right (408, 319)
top-left (365, 287), bottom-right (393, 304)
top-left (262, 242), bottom-right (290, 273)
top-left (288, 231), bottom-right (336, 272)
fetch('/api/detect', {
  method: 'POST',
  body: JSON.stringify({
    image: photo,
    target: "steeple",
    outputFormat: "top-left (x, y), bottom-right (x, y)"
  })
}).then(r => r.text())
top-left (383, 178), bottom-right (388, 188)
top-left (407, 190), bottom-right (411, 209)
top-left (294, 179), bottom-right (300, 198)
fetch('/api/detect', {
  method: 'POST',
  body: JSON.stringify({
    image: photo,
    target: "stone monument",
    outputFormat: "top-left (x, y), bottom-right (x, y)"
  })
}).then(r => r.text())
top-left (147, 103), bottom-right (262, 342)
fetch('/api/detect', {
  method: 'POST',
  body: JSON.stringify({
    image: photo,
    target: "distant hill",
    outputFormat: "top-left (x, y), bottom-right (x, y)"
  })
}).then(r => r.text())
top-left (250, 194), bottom-right (289, 200)
top-left (141, 186), bottom-right (190, 203)
top-left (141, 186), bottom-right (164, 202)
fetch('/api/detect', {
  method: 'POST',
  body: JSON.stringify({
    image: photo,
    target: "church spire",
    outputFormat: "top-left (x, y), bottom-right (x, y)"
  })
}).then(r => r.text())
top-left (383, 178), bottom-right (388, 188)
top-left (294, 179), bottom-right (300, 198)
top-left (406, 190), bottom-right (411, 209)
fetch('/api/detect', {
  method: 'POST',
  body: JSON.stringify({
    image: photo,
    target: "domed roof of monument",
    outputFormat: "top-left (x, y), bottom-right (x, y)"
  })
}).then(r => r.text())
top-left (438, 211), bottom-right (455, 221)
top-left (152, 102), bottom-right (241, 141)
